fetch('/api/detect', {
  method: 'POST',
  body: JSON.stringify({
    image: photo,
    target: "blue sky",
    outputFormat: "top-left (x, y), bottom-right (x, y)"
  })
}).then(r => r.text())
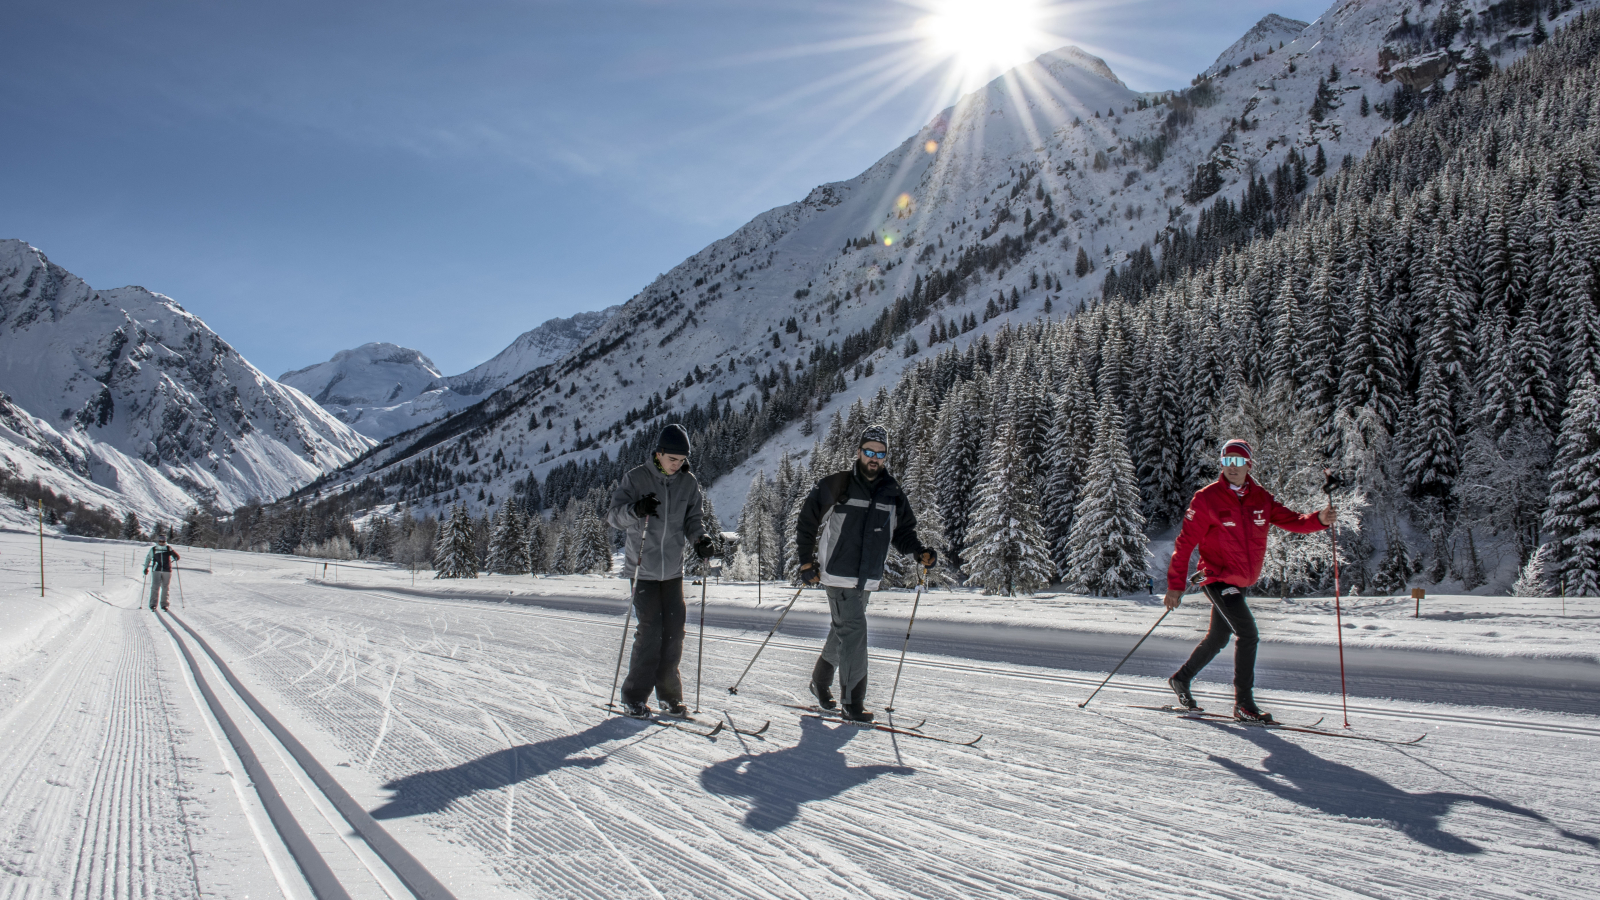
top-left (1, 0), bottom-right (1330, 378)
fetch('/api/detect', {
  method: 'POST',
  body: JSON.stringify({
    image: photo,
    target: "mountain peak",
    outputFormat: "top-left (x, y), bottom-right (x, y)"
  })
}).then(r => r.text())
top-left (1205, 13), bottom-right (1309, 78)
top-left (1033, 45), bottom-right (1125, 88)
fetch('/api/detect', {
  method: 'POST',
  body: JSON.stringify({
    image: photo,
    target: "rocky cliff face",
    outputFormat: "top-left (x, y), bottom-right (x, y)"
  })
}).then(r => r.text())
top-left (0, 240), bottom-right (374, 520)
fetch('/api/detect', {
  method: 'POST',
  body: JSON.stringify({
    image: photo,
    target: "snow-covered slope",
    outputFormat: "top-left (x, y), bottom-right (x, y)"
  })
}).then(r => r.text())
top-left (300, 0), bottom-right (1592, 520)
top-left (0, 240), bottom-right (375, 523)
top-left (1204, 14), bottom-right (1311, 77)
top-left (281, 307), bottom-right (618, 440)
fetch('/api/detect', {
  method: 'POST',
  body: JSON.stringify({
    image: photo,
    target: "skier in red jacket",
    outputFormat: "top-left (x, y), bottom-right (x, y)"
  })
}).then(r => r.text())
top-left (1163, 439), bottom-right (1335, 723)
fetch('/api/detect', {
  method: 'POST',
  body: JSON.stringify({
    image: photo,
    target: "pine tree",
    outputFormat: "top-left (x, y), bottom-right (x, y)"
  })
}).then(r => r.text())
top-left (1065, 397), bottom-right (1150, 596)
top-left (1543, 373), bottom-right (1600, 595)
top-left (962, 419), bottom-right (1054, 595)
top-left (434, 504), bottom-right (479, 578)
top-left (485, 501), bottom-right (525, 573)
top-left (525, 516), bottom-right (548, 574)
top-left (934, 379), bottom-right (986, 565)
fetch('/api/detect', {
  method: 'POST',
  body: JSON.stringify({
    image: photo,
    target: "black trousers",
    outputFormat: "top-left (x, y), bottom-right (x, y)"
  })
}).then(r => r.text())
top-left (1174, 582), bottom-right (1260, 696)
top-left (621, 578), bottom-right (686, 706)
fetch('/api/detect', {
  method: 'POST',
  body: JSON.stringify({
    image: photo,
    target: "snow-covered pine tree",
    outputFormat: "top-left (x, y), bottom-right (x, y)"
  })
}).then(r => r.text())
top-left (1543, 372), bottom-right (1600, 596)
top-left (934, 377), bottom-right (986, 566)
top-left (1513, 543), bottom-right (1554, 597)
top-left (485, 500), bottom-right (525, 574)
top-left (524, 515), bottom-right (548, 574)
top-left (434, 504), bottom-right (479, 578)
top-left (1064, 395), bottom-right (1149, 596)
top-left (962, 419), bottom-right (1053, 595)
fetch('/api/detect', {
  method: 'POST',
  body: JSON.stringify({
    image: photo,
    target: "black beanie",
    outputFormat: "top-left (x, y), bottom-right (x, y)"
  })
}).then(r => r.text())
top-left (656, 423), bottom-right (690, 456)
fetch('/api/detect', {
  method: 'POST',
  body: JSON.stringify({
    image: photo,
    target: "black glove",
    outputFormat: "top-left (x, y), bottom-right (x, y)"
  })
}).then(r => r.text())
top-left (917, 548), bottom-right (937, 568)
top-left (142, 569), bottom-right (149, 576)
top-left (632, 493), bottom-right (660, 518)
top-left (694, 535), bottom-right (716, 559)
top-left (799, 562), bottom-right (821, 585)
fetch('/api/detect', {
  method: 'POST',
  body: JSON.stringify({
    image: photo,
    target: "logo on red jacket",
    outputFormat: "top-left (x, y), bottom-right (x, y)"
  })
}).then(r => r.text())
top-left (1185, 506), bottom-right (1194, 521)
top-left (1252, 509), bottom-right (1266, 526)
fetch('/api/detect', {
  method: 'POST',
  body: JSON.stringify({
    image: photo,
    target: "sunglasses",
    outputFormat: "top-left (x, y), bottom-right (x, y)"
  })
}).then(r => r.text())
top-left (1220, 455), bottom-right (1250, 468)
top-left (860, 448), bottom-right (888, 459)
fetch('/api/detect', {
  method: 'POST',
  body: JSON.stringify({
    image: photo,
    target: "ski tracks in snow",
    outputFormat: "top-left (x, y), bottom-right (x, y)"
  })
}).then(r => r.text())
top-left (171, 576), bottom-right (1600, 900)
top-left (0, 599), bottom-right (277, 900)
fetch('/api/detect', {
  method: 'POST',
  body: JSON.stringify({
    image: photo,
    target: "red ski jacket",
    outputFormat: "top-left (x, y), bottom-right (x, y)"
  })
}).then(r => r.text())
top-left (1166, 475), bottom-right (1327, 591)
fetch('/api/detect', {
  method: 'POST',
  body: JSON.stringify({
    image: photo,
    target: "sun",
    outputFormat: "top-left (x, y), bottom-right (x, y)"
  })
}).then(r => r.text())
top-left (916, 0), bottom-right (1048, 87)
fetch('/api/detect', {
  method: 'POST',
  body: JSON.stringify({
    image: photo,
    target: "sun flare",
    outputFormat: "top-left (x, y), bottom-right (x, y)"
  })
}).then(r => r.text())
top-left (916, 0), bottom-right (1047, 86)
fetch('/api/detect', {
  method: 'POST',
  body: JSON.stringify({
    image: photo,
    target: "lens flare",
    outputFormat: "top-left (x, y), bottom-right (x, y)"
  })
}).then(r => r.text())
top-left (924, 140), bottom-right (939, 153)
top-left (896, 193), bottom-right (912, 209)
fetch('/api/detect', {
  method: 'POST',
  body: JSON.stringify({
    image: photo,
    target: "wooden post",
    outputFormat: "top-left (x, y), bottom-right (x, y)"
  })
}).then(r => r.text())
top-left (102, 551), bottom-right (106, 586)
top-left (1412, 587), bottom-right (1425, 618)
top-left (38, 504), bottom-right (45, 597)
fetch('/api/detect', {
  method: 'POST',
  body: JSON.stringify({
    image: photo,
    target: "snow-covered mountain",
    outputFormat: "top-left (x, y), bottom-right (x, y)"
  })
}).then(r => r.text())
top-left (1204, 14), bottom-right (1312, 78)
top-left (280, 308), bottom-right (618, 440)
top-left (297, 0), bottom-right (1589, 520)
top-left (0, 240), bottom-right (374, 524)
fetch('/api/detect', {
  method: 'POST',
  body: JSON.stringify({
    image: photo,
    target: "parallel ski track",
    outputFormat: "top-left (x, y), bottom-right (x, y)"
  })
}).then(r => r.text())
top-left (0, 601), bottom-right (202, 900)
top-left (157, 607), bottom-right (459, 900)
top-left (339, 586), bottom-right (1600, 741)
top-left (188, 580), bottom-right (1600, 900)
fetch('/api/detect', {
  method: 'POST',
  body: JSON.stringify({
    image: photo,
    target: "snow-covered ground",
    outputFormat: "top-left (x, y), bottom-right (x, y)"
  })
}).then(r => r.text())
top-left (3, 529), bottom-right (1598, 898)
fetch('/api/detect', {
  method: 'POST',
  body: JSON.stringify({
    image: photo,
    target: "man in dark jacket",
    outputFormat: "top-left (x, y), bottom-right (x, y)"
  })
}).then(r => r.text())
top-left (143, 536), bottom-right (180, 611)
top-left (607, 424), bottom-right (715, 718)
top-left (1164, 439), bottom-right (1335, 723)
top-left (795, 425), bottom-right (936, 722)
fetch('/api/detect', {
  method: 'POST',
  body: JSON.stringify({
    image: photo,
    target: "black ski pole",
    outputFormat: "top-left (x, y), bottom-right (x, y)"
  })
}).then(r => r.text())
top-left (695, 557), bottom-right (710, 713)
top-left (1078, 606), bottom-right (1172, 709)
top-left (607, 514), bottom-right (646, 711)
top-left (885, 565), bottom-right (928, 713)
top-left (727, 584), bottom-right (805, 695)
top-left (1324, 469), bottom-right (1350, 728)
top-left (140, 568), bottom-right (149, 611)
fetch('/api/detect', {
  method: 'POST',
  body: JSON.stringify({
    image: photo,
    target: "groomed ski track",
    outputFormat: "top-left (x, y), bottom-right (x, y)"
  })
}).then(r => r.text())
top-left (3, 537), bottom-right (1598, 899)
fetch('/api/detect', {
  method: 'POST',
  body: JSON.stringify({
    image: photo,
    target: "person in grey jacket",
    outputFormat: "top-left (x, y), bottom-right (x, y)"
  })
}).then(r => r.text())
top-left (607, 424), bottom-right (715, 718)
top-left (795, 424), bottom-right (935, 723)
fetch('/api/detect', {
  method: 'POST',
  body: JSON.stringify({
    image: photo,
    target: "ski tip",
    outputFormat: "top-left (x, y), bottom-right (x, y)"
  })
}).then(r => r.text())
top-left (706, 721), bottom-right (726, 736)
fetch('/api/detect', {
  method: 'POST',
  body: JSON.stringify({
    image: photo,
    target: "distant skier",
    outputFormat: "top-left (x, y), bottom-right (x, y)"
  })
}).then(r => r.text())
top-left (143, 536), bottom-right (181, 611)
top-left (796, 425), bottom-right (936, 722)
top-left (608, 424), bottom-right (715, 719)
top-left (1164, 439), bottom-right (1335, 723)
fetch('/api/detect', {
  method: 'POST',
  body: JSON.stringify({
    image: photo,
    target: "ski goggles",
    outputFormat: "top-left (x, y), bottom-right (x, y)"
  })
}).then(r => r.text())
top-left (860, 447), bottom-right (888, 459)
top-left (1219, 455), bottom-right (1251, 468)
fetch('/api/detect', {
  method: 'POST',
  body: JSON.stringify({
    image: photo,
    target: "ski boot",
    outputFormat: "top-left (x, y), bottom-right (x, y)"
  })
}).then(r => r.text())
top-left (809, 657), bottom-right (837, 710)
top-left (1233, 694), bottom-right (1275, 724)
top-left (660, 700), bottom-right (689, 718)
top-left (1168, 675), bottom-right (1200, 711)
top-left (620, 700), bottom-right (652, 719)
top-left (839, 678), bottom-right (875, 724)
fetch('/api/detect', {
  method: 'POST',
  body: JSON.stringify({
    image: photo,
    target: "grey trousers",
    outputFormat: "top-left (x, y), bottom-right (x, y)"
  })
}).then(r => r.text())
top-left (148, 571), bottom-right (171, 608)
top-left (820, 587), bottom-right (871, 695)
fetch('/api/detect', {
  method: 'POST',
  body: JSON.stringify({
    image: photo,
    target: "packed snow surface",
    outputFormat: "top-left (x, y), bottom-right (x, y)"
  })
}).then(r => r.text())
top-left (3, 529), bottom-right (1597, 898)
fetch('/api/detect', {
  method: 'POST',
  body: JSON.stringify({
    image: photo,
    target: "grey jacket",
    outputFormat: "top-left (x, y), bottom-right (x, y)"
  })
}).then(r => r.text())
top-left (607, 460), bottom-right (706, 581)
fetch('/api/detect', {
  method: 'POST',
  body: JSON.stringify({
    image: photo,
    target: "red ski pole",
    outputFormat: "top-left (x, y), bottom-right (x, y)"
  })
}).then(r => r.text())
top-left (1324, 469), bottom-right (1350, 728)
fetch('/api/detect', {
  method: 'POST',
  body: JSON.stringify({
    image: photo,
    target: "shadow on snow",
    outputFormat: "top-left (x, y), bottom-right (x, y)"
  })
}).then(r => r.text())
top-left (1206, 724), bottom-right (1576, 854)
top-left (370, 718), bottom-right (633, 819)
top-left (701, 715), bottom-right (914, 831)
